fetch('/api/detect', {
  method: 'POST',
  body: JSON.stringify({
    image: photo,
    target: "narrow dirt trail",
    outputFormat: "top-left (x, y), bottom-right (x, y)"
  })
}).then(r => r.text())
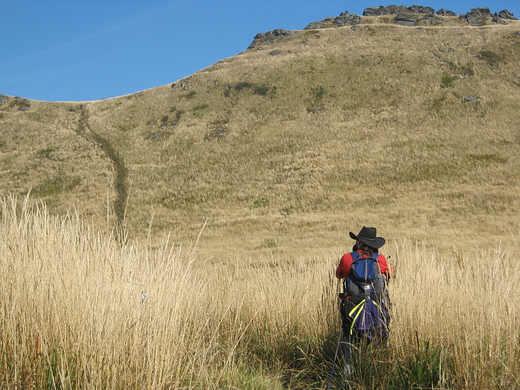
top-left (76, 105), bottom-right (128, 236)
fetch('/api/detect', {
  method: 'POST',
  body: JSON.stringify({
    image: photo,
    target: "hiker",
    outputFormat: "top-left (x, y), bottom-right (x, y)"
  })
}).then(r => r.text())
top-left (334, 226), bottom-right (393, 374)
top-left (336, 226), bottom-right (393, 285)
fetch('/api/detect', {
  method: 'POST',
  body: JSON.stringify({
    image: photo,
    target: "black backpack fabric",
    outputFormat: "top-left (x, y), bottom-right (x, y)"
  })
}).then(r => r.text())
top-left (340, 293), bottom-right (390, 340)
top-left (340, 251), bottom-right (391, 341)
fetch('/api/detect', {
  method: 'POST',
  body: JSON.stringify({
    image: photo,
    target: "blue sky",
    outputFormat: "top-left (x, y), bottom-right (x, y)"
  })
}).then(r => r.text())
top-left (2, 0), bottom-right (518, 102)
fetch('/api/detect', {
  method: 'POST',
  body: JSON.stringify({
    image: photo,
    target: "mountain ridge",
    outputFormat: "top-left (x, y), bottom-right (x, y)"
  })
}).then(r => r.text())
top-left (1, 13), bottom-right (520, 260)
top-left (1, 6), bottom-right (518, 104)
top-left (251, 5), bottom-right (518, 43)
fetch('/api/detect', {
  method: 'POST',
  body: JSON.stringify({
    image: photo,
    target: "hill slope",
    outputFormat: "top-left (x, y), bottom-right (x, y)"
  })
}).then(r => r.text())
top-left (2, 15), bottom-right (520, 260)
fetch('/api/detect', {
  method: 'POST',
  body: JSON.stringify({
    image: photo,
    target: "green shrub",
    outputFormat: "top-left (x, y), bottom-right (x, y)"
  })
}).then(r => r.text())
top-left (34, 174), bottom-right (81, 196)
top-left (478, 49), bottom-right (504, 66)
top-left (192, 104), bottom-right (209, 112)
top-left (441, 76), bottom-right (456, 87)
top-left (253, 85), bottom-right (270, 96)
top-left (184, 91), bottom-right (197, 99)
top-left (311, 84), bottom-right (326, 101)
top-left (37, 148), bottom-right (55, 159)
top-left (174, 109), bottom-right (184, 121)
top-left (252, 197), bottom-right (269, 208)
top-left (235, 81), bottom-right (255, 91)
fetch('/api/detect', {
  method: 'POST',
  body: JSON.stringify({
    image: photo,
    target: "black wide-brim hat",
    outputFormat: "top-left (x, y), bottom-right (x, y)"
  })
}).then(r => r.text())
top-left (349, 226), bottom-right (386, 249)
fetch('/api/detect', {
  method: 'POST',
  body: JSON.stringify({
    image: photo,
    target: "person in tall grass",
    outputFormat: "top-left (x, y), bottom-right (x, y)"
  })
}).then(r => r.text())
top-left (336, 226), bottom-right (392, 289)
top-left (335, 226), bottom-right (393, 372)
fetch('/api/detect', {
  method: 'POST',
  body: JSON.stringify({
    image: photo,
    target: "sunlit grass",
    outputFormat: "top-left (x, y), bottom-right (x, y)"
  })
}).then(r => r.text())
top-left (1, 196), bottom-right (519, 389)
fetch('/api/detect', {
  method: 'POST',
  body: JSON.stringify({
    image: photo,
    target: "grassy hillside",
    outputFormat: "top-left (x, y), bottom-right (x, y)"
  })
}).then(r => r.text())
top-left (1, 15), bottom-right (520, 261)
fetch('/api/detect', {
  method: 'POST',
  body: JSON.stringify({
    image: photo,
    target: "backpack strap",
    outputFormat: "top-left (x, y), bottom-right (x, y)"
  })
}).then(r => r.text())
top-left (350, 251), bottom-right (380, 262)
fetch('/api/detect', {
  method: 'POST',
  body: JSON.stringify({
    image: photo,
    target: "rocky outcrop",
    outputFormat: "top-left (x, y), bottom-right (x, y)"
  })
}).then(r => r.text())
top-left (363, 5), bottom-right (516, 26)
top-left (394, 13), bottom-right (420, 26)
top-left (0, 96), bottom-right (31, 111)
top-left (407, 5), bottom-right (435, 14)
top-left (393, 12), bottom-right (445, 26)
top-left (364, 5), bottom-right (405, 15)
top-left (248, 5), bottom-right (518, 48)
top-left (492, 14), bottom-right (507, 25)
top-left (498, 10), bottom-right (518, 20)
top-left (468, 7), bottom-right (493, 16)
top-left (459, 7), bottom-right (517, 25)
top-left (459, 12), bottom-right (484, 26)
top-left (304, 11), bottom-right (361, 29)
top-left (363, 5), bottom-right (434, 16)
top-left (435, 9), bottom-right (457, 17)
top-left (248, 29), bottom-right (294, 49)
top-left (253, 29), bottom-right (293, 40)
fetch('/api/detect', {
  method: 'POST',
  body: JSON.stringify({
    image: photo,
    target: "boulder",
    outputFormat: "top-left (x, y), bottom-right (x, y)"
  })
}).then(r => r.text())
top-left (10, 97), bottom-right (31, 111)
top-left (394, 13), bottom-right (418, 26)
top-left (253, 29), bottom-right (293, 40)
top-left (469, 8), bottom-right (493, 17)
top-left (458, 7), bottom-right (512, 26)
top-left (435, 9), bottom-right (457, 16)
top-left (304, 20), bottom-right (330, 29)
top-left (364, 5), bottom-right (408, 16)
top-left (462, 96), bottom-right (480, 103)
top-left (425, 14), bottom-right (446, 24)
top-left (407, 5), bottom-right (434, 14)
top-left (459, 12), bottom-right (484, 26)
top-left (498, 10), bottom-right (517, 20)
top-left (304, 11), bottom-right (361, 29)
top-left (249, 29), bottom-right (293, 49)
top-left (492, 14), bottom-right (506, 24)
top-left (334, 11), bottom-right (362, 27)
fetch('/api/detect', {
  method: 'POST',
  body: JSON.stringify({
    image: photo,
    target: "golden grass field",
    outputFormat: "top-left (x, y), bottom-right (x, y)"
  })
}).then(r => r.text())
top-left (1, 196), bottom-right (519, 389)
top-left (1, 13), bottom-right (520, 389)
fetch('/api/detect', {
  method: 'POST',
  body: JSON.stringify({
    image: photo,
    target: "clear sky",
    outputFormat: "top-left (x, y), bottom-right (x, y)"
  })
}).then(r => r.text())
top-left (2, 0), bottom-right (518, 102)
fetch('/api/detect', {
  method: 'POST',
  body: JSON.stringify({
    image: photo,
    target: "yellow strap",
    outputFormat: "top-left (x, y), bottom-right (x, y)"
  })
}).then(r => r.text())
top-left (348, 300), bottom-right (366, 335)
top-left (347, 299), bottom-right (390, 335)
top-left (348, 299), bottom-right (366, 317)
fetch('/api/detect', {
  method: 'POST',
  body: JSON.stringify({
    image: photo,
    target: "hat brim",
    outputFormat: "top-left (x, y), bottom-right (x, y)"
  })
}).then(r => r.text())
top-left (349, 232), bottom-right (386, 249)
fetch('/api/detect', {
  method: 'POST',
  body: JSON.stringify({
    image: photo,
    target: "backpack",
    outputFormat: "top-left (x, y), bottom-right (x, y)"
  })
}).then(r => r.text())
top-left (346, 251), bottom-right (384, 297)
top-left (340, 294), bottom-right (390, 340)
top-left (340, 251), bottom-right (391, 340)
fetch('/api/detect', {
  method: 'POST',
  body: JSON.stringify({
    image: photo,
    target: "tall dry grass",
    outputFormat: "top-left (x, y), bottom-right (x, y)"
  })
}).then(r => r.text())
top-left (1, 196), bottom-right (519, 389)
top-left (0, 196), bottom-right (335, 389)
top-left (388, 241), bottom-right (520, 389)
